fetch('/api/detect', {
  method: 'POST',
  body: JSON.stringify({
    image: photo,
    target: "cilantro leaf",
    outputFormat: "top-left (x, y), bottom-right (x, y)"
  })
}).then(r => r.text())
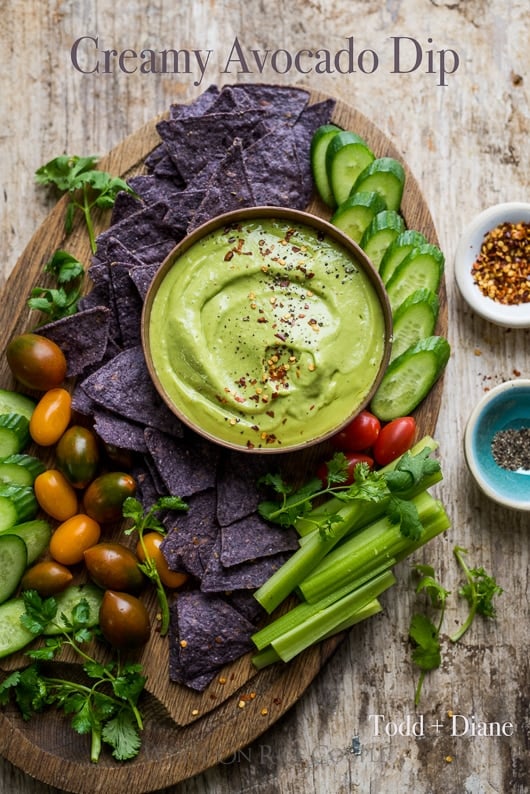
top-left (102, 707), bottom-right (142, 761)
top-left (28, 249), bottom-right (85, 323)
top-left (409, 613), bottom-right (442, 670)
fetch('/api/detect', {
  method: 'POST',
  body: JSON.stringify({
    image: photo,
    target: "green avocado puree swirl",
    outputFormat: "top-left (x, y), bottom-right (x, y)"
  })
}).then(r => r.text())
top-left (149, 217), bottom-right (386, 449)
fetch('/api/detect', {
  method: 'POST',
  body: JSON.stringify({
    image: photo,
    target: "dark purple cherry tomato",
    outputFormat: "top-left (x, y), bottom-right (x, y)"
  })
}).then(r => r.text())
top-left (331, 410), bottom-right (381, 452)
top-left (84, 542), bottom-right (145, 593)
top-left (20, 560), bottom-right (73, 597)
top-left (372, 416), bottom-right (417, 466)
top-left (317, 452), bottom-right (374, 487)
top-left (6, 333), bottom-right (67, 391)
top-left (99, 590), bottom-right (151, 650)
top-left (56, 425), bottom-right (100, 489)
top-left (83, 472), bottom-right (136, 523)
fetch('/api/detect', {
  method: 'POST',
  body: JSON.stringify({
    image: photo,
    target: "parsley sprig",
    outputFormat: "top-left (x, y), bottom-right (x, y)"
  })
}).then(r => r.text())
top-left (122, 496), bottom-right (188, 636)
top-left (35, 155), bottom-right (136, 253)
top-left (259, 449), bottom-right (440, 540)
top-left (27, 249), bottom-right (85, 322)
top-left (0, 590), bottom-right (146, 763)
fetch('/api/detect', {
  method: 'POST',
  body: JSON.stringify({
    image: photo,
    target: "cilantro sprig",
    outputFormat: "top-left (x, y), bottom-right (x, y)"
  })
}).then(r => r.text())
top-left (27, 249), bottom-right (85, 322)
top-left (409, 564), bottom-right (450, 706)
top-left (0, 590), bottom-right (146, 763)
top-left (450, 546), bottom-right (503, 643)
top-left (259, 448), bottom-right (440, 540)
top-left (35, 155), bottom-right (136, 253)
top-left (409, 550), bottom-right (502, 705)
top-left (122, 495), bottom-right (188, 636)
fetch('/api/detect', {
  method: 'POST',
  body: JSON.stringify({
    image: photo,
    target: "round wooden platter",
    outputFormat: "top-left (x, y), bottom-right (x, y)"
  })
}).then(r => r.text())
top-left (0, 88), bottom-right (447, 793)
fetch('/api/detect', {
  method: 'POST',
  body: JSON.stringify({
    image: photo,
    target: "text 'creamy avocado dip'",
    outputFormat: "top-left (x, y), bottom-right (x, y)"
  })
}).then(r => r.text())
top-left (148, 216), bottom-right (388, 450)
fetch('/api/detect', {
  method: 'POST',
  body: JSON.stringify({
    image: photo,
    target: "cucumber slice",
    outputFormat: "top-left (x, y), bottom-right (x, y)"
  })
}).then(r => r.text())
top-left (350, 157), bottom-right (406, 212)
top-left (385, 243), bottom-right (445, 311)
top-left (359, 210), bottom-right (406, 269)
top-left (326, 131), bottom-right (375, 206)
top-left (390, 289), bottom-right (440, 361)
top-left (0, 519), bottom-right (52, 565)
top-left (0, 389), bottom-right (35, 421)
top-left (310, 124), bottom-right (342, 207)
top-left (44, 583), bottom-right (103, 634)
top-left (0, 462), bottom-right (34, 487)
top-left (330, 191), bottom-right (387, 243)
top-left (1, 454), bottom-right (46, 482)
top-left (0, 485), bottom-right (38, 530)
top-left (379, 230), bottom-right (428, 285)
top-left (0, 413), bottom-right (30, 457)
top-left (371, 336), bottom-right (451, 421)
top-left (0, 596), bottom-right (36, 658)
top-left (0, 534), bottom-right (28, 604)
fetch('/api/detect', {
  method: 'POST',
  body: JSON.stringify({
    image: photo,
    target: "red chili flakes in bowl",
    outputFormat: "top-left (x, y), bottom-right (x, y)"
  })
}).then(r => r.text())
top-left (471, 221), bottom-right (530, 304)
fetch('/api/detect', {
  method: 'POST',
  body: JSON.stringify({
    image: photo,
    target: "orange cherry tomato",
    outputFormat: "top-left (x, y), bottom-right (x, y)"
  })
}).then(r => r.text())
top-left (29, 388), bottom-right (72, 446)
top-left (49, 513), bottom-right (101, 565)
top-left (34, 469), bottom-right (78, 521)
top-left (136, 533), bottom-right (189, 589)
top-left (84, 542), bottom-right (145, 593)
top-left (99, 590), bottom-right (151, 650)
top-left (56, 425), bottom-right (100, 488)
top-left (20, 560), bottom-right (73, 597)
top-left (6, 333), bottom-right (67, 391)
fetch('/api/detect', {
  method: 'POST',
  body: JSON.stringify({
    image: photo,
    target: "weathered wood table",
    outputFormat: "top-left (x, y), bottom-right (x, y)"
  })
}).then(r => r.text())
top-left (1, 1), bottom-right (528, 792)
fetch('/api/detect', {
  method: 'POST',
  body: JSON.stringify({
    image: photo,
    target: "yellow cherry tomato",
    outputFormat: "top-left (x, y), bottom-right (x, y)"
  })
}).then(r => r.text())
top-left (136, 532), bottom-right (189, 589)
top-left (49, 513), bottom-right (102, 565)
top-left (29, 388), bottom-right (72, 446)
top-left (34, 469), bottom-right (78, 521)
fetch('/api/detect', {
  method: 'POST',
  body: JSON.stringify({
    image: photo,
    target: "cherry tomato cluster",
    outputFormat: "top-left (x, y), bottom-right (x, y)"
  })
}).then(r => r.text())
top-left (5, 332), bottom-right (185, 650)
top-left (319, 410), bottom-right (418, 485)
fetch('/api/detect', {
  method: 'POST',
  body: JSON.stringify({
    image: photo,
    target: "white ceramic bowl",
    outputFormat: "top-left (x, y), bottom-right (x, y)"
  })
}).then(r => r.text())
top-left (464, 379), bottom-right (530, 511)
top-left (455, 202), bottom-right (530, 327)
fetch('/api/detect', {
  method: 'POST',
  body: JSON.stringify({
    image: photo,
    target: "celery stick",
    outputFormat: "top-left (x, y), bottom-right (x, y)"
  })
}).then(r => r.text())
top-left (255, 460), bottom-right (442, 614)
top-left (252, 559), bottom-right (396, 651)
top-left (251, 599), bottom-right (383, 670)
top-left (252, 645), bottom-right (282, 670)
top-left (271, 570), bottom-right (396, 662)
top-left (294, 435), bottom-right (439, 536)
top-left (299, 498), bottom-right (450, 604)
top-left (320, 598), bottom-right (382, 638)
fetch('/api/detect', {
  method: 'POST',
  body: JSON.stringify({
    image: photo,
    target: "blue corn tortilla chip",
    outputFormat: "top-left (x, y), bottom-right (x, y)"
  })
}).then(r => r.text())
top-left (200, 536), bottom-right (290, 592)
top-left (171, 590), bottom-right (255, 680)
top-left (79, 345), bottom-right (185, 435)
top-left (243, 126), bottom-right (304, 209)
top-left (93, 408), bottom-right (148, 453)
top-left (229, 84), bottom-right (310, 124)
top-left (220, 512), bottom-right (299, 568)
top-left (187, 138), bottom-right (256, 232)
top-left (161, 488), bottom-right (219, 580)
top-left (144, 427), bottom-right (219, 499)
top-left (216, 450), bottom-right (270, 526)
top-left (109, 263), bottom-right (144, 348)
top-left (128, 263), bottom-right (159, 301)
top-left (39, 305), bottom-right (111, 377)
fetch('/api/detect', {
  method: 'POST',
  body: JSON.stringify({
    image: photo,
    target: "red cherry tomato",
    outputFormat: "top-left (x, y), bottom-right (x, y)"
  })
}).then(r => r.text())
top-left (331, 410), bottom-right (381, 452)
top-left (372, 416), bottom-right (417, 466)
top-left (317, 452), bottom-right (374, 487)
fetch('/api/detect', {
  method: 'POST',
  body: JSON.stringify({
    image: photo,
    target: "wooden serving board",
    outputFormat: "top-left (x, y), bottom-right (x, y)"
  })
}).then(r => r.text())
top-left (0, 88), bottom-right (447, 794)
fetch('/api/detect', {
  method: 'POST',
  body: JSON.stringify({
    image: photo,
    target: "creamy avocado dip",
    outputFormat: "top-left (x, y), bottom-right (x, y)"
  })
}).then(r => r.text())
top-left (148, 216), bottom-right (387, 450)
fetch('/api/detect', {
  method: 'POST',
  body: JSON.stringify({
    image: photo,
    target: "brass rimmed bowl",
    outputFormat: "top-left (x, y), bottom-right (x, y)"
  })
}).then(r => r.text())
top-left (142, 207), bottom-right (392, 453)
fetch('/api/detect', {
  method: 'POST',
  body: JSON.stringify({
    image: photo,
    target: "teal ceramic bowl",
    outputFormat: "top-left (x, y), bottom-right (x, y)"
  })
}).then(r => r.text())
top-left (464, 380), bottom-right (530, 511)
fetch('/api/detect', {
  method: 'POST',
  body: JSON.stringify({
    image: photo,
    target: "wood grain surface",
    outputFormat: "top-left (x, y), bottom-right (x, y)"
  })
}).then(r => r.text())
top-left (1, 2), bottom-right (529, 794)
